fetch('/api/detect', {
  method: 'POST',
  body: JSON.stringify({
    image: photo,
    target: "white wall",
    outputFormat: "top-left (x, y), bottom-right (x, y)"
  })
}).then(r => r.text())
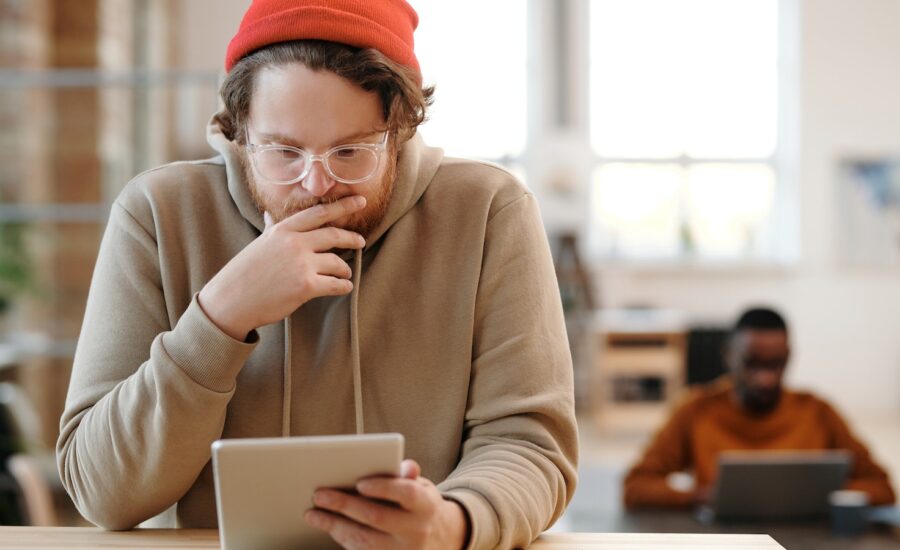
top-left (177, 0), bottom-right (248, 71)
top-left (599, 0), bottom-right (900, 415)
top-left (171, 1), bottom-right (248, 158)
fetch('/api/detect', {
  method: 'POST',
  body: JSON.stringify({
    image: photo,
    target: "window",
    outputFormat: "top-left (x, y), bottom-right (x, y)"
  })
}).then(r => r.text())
top-left (408, 1), bottom-right (527, 167)
top-left (588, 0), bottom-right (784, 262)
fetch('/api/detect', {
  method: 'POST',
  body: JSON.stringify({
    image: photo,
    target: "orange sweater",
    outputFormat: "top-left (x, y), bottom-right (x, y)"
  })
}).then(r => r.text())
top-left (623, 378), bottom-right (896, 508)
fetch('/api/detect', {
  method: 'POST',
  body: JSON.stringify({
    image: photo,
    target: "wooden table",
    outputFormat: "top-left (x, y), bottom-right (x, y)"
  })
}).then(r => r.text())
top-left (0, 527), bottom-right (784, 549)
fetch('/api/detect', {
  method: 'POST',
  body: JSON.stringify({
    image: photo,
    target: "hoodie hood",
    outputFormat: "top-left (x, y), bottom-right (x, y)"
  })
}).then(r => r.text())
top-left (206, 113), bottom-right (443, 436)
top-left (206, 114), bottom-right (444, 249)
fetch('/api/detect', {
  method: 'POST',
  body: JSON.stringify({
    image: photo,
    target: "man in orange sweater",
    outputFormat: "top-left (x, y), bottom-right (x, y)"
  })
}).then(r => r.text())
top-left (623, 307), bottom-right (896, 509)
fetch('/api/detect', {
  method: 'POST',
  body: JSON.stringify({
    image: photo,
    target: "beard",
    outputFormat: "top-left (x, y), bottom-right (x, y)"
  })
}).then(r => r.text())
top-left (737, 385), bottom-right (782, 415)
top-left (242, 148), bottom-right (397, 238)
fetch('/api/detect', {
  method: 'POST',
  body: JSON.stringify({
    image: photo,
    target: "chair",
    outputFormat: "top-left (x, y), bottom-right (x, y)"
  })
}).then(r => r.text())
top-left (7, 453), bottom-right (57, 526)
top-left (685, 327), bottom-right (729, 386)
top-left (0, 382), bottom-right (59, 526)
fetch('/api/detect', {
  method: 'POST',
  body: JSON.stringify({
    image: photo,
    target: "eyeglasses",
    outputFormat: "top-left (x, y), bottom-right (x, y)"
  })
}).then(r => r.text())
top-left (245, 131), bottom-right (389, 185)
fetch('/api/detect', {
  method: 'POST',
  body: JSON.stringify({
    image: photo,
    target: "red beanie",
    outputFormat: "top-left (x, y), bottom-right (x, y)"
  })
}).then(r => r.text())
top-left (225, 0), bottom-right (420, 78)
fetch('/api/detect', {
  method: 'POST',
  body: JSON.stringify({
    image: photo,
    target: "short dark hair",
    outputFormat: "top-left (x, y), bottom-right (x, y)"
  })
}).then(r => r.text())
top-left (733, 307), bottom-right (788, 333)
top-left (215, 39), bottom-right (434, 145)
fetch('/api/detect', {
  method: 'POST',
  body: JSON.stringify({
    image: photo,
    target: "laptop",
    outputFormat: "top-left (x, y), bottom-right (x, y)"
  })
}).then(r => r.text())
top-left (212, 433), bottom-right (404, 550)
top-left (710, 450), bottom-right (852, 521)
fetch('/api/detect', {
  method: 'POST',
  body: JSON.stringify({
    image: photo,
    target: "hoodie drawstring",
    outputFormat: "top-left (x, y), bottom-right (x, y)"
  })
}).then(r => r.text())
top-left (280, 249), bottom-right (364, 438)
top-left (350, 249), bottom-right (364, 435)
top-left (281, 316), bottom-right (293, 437)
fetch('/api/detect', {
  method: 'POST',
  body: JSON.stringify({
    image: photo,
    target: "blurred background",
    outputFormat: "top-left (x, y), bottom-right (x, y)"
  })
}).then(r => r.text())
top-left (0, 0), bottom-right (898, 539)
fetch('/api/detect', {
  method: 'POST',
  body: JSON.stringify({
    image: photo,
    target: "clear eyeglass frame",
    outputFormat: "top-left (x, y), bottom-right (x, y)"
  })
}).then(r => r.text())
top-left (245, 131), bottom-right (389, 185)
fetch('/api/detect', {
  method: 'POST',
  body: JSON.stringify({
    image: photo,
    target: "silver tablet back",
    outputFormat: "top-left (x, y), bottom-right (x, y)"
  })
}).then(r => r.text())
top-left (212, 433), bottom-right (404, 550)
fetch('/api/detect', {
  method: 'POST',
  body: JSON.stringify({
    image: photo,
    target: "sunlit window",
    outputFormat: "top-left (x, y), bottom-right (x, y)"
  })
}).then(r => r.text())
top-left (589, 0), bottom-right (780, 261)
top-left (408, 1), bottom-right (527, 164)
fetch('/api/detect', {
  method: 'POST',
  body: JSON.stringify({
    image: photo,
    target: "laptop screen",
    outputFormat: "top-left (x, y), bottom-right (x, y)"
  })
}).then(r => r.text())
top-left (712, 450), bottom-right (852, 520)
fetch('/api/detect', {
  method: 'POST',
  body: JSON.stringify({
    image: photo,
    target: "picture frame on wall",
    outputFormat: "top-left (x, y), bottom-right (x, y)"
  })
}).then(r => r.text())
top-left (836, 157), bottom-right (900, 268)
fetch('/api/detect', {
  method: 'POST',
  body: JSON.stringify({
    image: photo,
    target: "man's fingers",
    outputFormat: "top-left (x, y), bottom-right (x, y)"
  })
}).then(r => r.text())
top-left (279, 195), bottom-right (367, 233)
top-left (310, 275), bottom-right (354, 298)
top-left (356, 477), bottom-right (429, 512)
top-left (304, 508), bottom-right (391, 550)
top-left (305, 226), bottom-right (366, 252)
top-left (400, 459), bottom-right (421, 480)
top-left (315, 253), bottom-right (352, 280)
top-left (312, 489), bottom-right (414, 534)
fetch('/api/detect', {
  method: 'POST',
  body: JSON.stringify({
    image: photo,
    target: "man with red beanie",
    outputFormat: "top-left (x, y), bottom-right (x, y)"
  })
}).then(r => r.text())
top-left (57, 1), bottom-right (578, 549)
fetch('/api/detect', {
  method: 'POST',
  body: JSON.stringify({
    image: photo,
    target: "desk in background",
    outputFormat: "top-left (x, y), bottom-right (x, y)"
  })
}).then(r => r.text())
top-left (565, 464), bottom-right (900, 549)
top-left (0, 527), bottom-right (783, 549)
top-left (571, 509), bottom-right (900, 550)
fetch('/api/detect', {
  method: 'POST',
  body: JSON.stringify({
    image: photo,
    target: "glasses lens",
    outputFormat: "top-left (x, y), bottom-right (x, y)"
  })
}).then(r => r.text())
top-left (254, 147), bottom-right (306, 183)
top-left (326, 147), bottom-right (379, 182)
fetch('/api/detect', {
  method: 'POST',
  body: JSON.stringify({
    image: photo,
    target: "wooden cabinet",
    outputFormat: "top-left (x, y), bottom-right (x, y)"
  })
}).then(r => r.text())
top-left (592, 311), bottom-right (687, 433)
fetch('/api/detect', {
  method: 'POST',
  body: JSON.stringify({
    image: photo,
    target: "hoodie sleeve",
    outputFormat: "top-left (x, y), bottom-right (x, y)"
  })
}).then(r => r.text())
top-left (56, 200), bottom-right (258, 530)
top-left (621, 401), bottom-right (697, 509)
top-left (437, 193), bottom-right (579, 550)
top-left (821, 401), bottom-right (896, 505)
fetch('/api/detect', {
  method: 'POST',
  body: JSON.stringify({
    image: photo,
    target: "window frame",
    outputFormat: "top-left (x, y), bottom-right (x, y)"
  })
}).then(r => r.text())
top-left (534, 0), bottom-right (800, 270)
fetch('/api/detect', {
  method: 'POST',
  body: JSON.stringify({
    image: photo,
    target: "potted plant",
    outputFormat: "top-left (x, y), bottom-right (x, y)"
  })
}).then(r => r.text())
top-left (0, 222), bottom-right (34, 334)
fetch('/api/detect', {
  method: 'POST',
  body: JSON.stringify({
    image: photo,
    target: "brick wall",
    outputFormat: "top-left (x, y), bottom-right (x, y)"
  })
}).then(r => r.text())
top-left (1, 0), bottom-right (176, 451)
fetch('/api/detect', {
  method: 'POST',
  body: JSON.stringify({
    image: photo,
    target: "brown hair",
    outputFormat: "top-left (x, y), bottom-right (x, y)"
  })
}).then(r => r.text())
top-left (216, 40), bottom-right (434, 144)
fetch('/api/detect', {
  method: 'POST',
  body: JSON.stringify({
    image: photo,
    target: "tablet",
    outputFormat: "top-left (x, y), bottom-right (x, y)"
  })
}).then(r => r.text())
top-left (212, 433), bottom-right (404, 550)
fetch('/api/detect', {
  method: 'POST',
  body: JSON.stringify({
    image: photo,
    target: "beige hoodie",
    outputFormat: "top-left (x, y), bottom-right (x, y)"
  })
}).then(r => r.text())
top-left (57, 119), bottom-right (578, 550)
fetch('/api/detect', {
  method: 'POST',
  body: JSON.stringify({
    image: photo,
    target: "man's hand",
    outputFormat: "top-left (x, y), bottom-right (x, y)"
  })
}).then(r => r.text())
top-left (197, 195), bottom-right (367, 341)
top-left (305, 459), bottom-right (470, 550)
top-left (692, 485), bottom-right (714, 506)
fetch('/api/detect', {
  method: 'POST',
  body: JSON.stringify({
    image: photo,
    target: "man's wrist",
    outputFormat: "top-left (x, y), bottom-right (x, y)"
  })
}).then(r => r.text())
top-left (197, 287), bottom-right (251, 342)
top-left (441, 498), bottom-right (471, 550)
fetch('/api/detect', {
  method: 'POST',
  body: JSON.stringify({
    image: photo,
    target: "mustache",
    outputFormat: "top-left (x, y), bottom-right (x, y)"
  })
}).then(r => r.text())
top-left (274, 193), bottom-right (348, 223)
